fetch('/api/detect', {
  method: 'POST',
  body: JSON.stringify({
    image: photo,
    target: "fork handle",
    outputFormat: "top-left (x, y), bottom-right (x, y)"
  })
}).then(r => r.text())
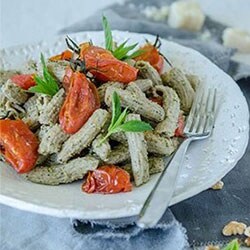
top-left (137, 138), bottom-right (192, 228)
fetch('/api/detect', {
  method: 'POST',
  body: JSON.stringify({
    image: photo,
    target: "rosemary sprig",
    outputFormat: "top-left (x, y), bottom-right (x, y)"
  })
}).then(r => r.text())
top-left (99, 92), bottom-right (153, 144)
top-left (29, 54), bottom-right (59, 96)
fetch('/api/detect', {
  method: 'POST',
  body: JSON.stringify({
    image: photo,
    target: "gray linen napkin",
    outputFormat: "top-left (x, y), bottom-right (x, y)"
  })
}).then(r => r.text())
top-left (0, 204), bottom-right (188, 250)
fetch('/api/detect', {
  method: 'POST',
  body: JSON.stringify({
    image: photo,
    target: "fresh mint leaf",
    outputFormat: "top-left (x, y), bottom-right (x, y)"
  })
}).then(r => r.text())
top-left (109, 91), bottom-right (121, 130)
top-left (114, 120), bottom-right (153, 133)
top-left (100, 92), bottom-right (153, 145)
top-left (29, 53), bottom-right (59, 96)
top-left (102, 15), bottom-right (113, 52)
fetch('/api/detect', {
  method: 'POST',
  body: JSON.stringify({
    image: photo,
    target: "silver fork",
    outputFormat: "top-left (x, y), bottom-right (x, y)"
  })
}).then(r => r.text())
top-left (136, 86), bottom-right (217, 228)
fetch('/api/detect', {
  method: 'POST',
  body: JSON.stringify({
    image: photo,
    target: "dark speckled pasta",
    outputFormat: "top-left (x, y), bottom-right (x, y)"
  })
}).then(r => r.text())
top-left (135, 61), bottom-right (162, 86)
top-left (38, 124), bottom-right (69, 156)
top-left (57, 109), bottom-right (110, 163)
top-left (1, 79), bottom-right (29, 104)
top-left (39, 88), bottom-right (65, 125)
top-left (125, 114), bottom-right (149, 186)
top-left (26, 156), bottom-right (99, 185)
top-left (161, 68), bottom-right (194, 112)
top-left (105, 85), bottom-right (165, 122)
top-left (154, 85), bottom-right (180, 137)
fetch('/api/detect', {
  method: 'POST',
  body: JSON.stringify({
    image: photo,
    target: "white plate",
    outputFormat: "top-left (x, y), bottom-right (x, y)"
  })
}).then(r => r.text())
top-left (0, 31), bottom-right (249, 220)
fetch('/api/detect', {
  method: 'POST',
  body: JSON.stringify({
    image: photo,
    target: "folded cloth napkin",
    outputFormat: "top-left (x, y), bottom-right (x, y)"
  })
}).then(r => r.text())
top-left (0, 204), bottom-right (188, 250)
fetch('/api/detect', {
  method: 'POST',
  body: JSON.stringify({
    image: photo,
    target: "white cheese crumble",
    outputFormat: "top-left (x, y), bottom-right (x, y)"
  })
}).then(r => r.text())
top-left (222, 28), bottom-right (250, 53)
top-left (168, 0), bottom-right (205, 32)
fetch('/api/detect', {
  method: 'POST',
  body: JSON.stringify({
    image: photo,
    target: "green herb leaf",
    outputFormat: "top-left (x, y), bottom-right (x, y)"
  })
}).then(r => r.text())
top-left (29, 54), bottom-right (59, 96)
top-left (100, 92), bottom-right (153, 145)
top-left (102, 15), bottom-right (113, 52)
top-left (113, 42), bottom-right (138, 60)
top-left (109, 91), bottom-right (121, 130)
top-left (125, 49), bottom-right (145, 59)
top-left (114, 120), bottom-right (153, 133)
top-left (221, 239), bottom-right (240, 250)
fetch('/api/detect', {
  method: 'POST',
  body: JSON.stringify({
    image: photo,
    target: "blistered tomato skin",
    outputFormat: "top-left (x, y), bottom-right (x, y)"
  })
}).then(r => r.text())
top-left (11, 74), bottom-right (36, 90)
top-left (0, 120), bottom-right (39, 173)
top-left (59, 71), bottom-right (100, 134)
top-left (82, 165), bottom-right (132, 194)
top-left (175, 115), bottom-right (185, 137)
top-left (80, 45), bottom-right (138, 83)
top-left (49, 50), bottom-right (73, 62)
top-left (134, 44), bottom-right (164, 74)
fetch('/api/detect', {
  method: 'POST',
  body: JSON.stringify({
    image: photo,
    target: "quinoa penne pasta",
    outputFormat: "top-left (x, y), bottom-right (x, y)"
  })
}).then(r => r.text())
top-left (105, 85), bottom-right (165, 122)
top-left (161, 68), bottom-right (194, 112)
top-left (125, 114), bottom-right (149, 186)
top-left (39, 88), bottom-right (65, 125)
top-left (26, 156), bottom-right (99, 185)
top-left (1, 27), bottom-right (199, 195)
top-left (121, 156), bottom-right (165, 177)
top-left (127, 79), bottom-right (153, 92)
top-left (57, 109), bottom-right (110, 163)
top-left (38, 60), bottom-right (69, 83)
top-left (103, 144), bottom-right (130, 165)
top-left (98, 82), bottom-right (124, 104)
top-left (92, 134), bottom-right (111, 161)
top-left (186, 74), bottom-right (200, 91)
top-left (135, 61), bottom-right (162, 86)
top-left (1, 79), bottom-right (29, 104)
top-left (38, 124), bottom-right (69, 156)
top-left (154, 85), bottom-right (180, 137)
top-left (144, 131), bottom-right (178, 155)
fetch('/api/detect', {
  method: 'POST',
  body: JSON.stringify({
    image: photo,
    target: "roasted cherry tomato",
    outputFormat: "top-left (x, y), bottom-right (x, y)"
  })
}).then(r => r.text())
top-left (59, 71), bottom-right (100, 134)
top-left (49, 50), bottom-right (73, 62)
top-left (82, 165), bottom-right (132, 194)
top-left (149, 96), bottom-right (163, 106)
top-left (175, 115), bottom-right (185, 137)
top-left (134, 43), bottom-right (164, 74)
top-left (62, 66), bottom-right (74, 92)
top-left (0, 120), bottom-right (39, 173)
top-left (80, 45), bottom-right (138, 83)
top-left (11, 74), bottom-right (36, 90)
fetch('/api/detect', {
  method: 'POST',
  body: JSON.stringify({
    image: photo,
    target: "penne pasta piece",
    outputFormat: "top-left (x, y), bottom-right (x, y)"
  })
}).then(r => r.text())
top-left (39, 88), bottom-right (65, 125)
top-left (57, 109), bottom-right (110, 163)
top-left (105, 85), bottom-right (165, 122)
top-left (1, 79), bottom-right (29, 104)
top-left (103, 144), bottom-right (130, 165)
top-left (161, 68), bottom-right (194, 112)
top-left (124, 58), bottom-right (136, 67)
top-left (121, 156), bottom-right (165, 178)
top-left (92, 134), bottom-right (111, 161)
top-left (98, 82), bottom-right (124, 104)
top-left (22, 95), bottom-right (41, 129)
top-left (21, 60), bottom-right (37, 74)
top-left (125, 114), bottom-right (149, 186)
top-left (144, 131), bottom-right (178, 155)
top-left (38, 124), bottom-right (69, 156)
top-left (154, 85), bottom-right (180, 137)
top-left (38, 60), bottom-right (69, 83)
top-left (135, 61), bottom-right (162, 86)
top-left (0, 70), bottom-right (20, 87)
top-left (110, 131), bottom-right (127, 144)
top-left (26, 156), bottom-right (99, 185)
top-left (185, 74), bottom-right (200, 91)
top-left (127, 79), bottom-right (153, 92)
